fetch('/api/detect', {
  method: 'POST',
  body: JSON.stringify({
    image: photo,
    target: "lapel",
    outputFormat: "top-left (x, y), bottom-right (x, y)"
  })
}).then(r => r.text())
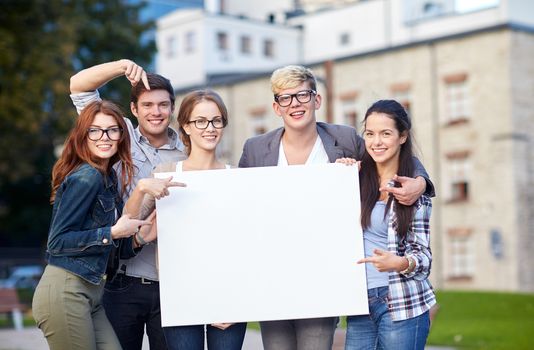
top-left (317, 124), bottom-right (345, 163)
top-left (262, 128), bottom-right (285, 166)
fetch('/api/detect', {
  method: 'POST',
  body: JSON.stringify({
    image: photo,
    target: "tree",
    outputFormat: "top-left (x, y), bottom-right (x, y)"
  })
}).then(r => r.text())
top-left (0, 0), bottom-right (156, 247)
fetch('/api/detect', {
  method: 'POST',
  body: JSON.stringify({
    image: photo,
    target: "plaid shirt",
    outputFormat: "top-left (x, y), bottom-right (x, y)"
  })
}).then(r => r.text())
top-left (386, 195), bottom-right (436, 321)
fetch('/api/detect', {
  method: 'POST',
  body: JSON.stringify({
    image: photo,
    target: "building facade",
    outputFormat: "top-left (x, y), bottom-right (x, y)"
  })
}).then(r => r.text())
top-left (157, 8), bottom-right (301, 90)
top-left (161, 0), bottom-right (534, 292)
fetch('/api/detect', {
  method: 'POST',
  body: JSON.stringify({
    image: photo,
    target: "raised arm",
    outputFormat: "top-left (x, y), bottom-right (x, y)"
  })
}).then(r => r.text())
top-left (70, 59), bottom-right (149, 94)
top-left (124, 162), bottom-right (186, 219)
top-left (124, 177), bottom-right (185, 219)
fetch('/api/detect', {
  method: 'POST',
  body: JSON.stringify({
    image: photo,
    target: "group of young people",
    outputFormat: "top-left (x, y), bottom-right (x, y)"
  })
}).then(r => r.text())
top-left (32, 60), bottom-right (436, 350)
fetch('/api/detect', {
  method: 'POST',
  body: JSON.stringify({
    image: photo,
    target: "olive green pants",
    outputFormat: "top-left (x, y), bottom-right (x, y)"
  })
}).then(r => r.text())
top-left (32, 265), bottom-right (122, 350)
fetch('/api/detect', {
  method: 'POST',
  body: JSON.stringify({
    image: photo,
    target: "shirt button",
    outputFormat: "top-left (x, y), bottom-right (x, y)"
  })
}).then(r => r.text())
top-left (102, 238), bottom-right (109, 244)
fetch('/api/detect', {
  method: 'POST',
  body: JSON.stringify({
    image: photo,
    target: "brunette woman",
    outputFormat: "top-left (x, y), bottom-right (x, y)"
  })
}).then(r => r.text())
top-left (341, 100), bottom-right (436, 350)
top-left (126, 90), bottom-right (247, 350)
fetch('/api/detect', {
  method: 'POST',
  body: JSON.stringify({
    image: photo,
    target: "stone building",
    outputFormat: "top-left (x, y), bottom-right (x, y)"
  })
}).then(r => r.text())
top-left (160, 0), bottom-right (534, 291)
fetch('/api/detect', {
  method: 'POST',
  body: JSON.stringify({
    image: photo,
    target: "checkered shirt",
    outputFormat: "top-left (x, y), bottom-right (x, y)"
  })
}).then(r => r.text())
top-left (386, 195), bottom-right (437, 321)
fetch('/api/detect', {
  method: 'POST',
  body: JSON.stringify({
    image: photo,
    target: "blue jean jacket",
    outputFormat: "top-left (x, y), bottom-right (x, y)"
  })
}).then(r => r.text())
top-left (47, 163), bottom-right (136, 284)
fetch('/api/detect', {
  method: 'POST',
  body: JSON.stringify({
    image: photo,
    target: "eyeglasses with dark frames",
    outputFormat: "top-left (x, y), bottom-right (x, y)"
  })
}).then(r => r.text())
top-left (187, 117), bottom-right (227, 130)
top-left (274, 90), bottom-right (316, 107)
top-left (87, 127), bottom-right (123, 141)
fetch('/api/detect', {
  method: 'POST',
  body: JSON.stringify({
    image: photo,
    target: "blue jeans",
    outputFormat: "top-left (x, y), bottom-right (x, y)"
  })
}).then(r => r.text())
top-left (345, 287), bottom-right (430, 350)
top-left (164, 323), bottom-right (247, 350)
top-left (103, 274), bottom-right (167, 350)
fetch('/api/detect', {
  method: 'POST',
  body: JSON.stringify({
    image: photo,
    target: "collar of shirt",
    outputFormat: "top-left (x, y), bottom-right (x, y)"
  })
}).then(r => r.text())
top-left (133, 126), bottom-right (184, 151)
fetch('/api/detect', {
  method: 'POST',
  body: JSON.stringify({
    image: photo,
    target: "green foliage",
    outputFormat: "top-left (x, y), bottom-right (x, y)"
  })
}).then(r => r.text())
top-left (428, 290), bottom-right (534, 349)
top-left (0, 0), bottom-right (156, 247)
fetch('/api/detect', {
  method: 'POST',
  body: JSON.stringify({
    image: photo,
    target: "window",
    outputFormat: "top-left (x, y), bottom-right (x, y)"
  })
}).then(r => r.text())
top-left (263, 39), bottom-right (274, 58)
top-left (448, 229), bottom-right (474, 279)
top-left (185, 31), bottom-right (196, 53)
top-left (404, 0), bottom-right (452, 22)
top-left (456, 0), bottom-right (499, 13)
top-left (444, 73), bottom-right (470, 124)
top-left (339, 32), bottom-right (351, 46)
top-left (217, 32), bottom-right (228, 51)
top-left (249, 107), bottom-right (268, 136)
top-left (390, 83), bottom-right (412, 115)
top-left (240, 36), bottom-right (251, 54)
top-left (444, 151), bottom-right (470, 202)
top-left (423, 1), bottom-right (443, 16)
top-left (339, 91), bottom-right (359, 128)
top-left (166, 36), bottom-right (177, 58)
top-left (344, 110), bottom-right (358, 128)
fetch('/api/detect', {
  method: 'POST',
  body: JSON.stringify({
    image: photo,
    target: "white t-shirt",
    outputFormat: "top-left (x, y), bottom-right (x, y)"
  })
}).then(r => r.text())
top-left (277, 136), bottom-right (330, 166)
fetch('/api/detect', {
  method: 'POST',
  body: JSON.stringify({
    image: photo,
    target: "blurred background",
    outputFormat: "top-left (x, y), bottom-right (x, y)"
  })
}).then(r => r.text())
top-left (1, 0), bottom-right (533, 349)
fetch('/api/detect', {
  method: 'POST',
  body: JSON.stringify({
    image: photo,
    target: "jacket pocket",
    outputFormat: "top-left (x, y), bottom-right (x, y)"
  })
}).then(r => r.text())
top-left (93, 194), bottom-right (116, 226)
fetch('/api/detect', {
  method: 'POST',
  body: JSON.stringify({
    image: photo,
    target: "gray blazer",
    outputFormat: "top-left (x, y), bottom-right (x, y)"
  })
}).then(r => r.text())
top-left (238, 122), bottom-right (435, 196)
top-left (239, 122), bottom-right (364, 167)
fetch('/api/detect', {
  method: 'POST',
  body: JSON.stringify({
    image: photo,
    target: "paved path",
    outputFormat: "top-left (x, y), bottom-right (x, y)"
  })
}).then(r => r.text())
top-left (0, 327), bottom-right (263, 350)
top-left (0, 327), bottom-right (454, 350)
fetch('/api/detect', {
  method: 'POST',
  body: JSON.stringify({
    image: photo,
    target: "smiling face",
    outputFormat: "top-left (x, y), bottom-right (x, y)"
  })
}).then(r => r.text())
top-left (363, 112), bottom-right (407, 166)
top-left (130, 89), bottom-right (173, 144)
top-left (182, 100), bottom-right (224, 154)
top-left (86, 112), bottom-right (121, 165)
top-left (272, 81), bottom-right (321, 133)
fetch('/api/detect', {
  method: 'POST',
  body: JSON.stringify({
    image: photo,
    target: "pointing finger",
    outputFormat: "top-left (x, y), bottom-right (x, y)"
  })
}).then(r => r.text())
top-left (141, 71), bottom-right (150, 90)
top-left (358, 257), bottom-right (375, 264)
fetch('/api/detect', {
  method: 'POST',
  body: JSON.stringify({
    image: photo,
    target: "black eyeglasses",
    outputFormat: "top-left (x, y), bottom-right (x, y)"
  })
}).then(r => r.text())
top-left (87, 127), bottom-right (123, 141)
top-left (274, 90), bottom-right (316, 107)
top-left (187, 117), bottom-right (227, 130)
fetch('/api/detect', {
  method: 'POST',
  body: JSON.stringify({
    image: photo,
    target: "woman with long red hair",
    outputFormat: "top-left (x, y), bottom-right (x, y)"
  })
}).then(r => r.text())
top-left (32, 100), bottom-right (156, 349)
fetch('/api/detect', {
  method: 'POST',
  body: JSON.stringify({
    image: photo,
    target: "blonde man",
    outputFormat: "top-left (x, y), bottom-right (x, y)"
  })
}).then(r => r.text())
top-left (238, 65), bottom-right (434, 350)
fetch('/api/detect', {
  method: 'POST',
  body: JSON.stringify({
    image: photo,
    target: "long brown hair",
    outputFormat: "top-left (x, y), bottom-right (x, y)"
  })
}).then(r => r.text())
top-left (360, 100), bottom-right (415, 238)
top-left (177, 89), bottom-right (228, 155)
top-left (50, 100), bottom-right (133, 203)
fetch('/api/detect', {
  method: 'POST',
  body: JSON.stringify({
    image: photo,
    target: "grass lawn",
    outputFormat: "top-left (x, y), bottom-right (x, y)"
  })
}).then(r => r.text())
top-left (427, 290), bottom-right (534, 349)
top-left (246, 290), bottom-right (533, 350)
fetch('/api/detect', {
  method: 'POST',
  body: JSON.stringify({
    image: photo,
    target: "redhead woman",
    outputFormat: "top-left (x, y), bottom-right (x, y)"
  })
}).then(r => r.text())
top-left (32, 100), bottom-right (157, 350)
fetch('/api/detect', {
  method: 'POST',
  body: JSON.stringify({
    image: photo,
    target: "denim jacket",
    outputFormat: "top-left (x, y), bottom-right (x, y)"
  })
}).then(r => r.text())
top-left (47, 163), bottom-right (137, 284)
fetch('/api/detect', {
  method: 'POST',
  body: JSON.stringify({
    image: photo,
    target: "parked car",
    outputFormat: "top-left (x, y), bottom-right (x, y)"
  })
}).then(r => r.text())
top-left (0, 265), bottom-right (43, 290)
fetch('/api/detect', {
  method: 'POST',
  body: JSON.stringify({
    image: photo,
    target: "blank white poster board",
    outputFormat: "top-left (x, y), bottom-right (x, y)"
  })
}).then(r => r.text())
top-left (155, 164), bottom-right (368, 327)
